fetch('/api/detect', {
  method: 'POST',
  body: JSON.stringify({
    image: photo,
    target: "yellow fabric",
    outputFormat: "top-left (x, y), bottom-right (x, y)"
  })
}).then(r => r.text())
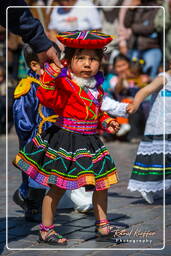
top-left (14, 77), bottom-right (42, 99)
top-left (37, 104), bottom-right (59, 135)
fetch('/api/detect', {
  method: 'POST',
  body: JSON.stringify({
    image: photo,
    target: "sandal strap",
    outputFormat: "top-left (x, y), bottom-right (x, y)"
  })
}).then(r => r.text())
top-left (39, 224), bottom-right (55, 231)
top-left (45, 232), bottom-right (63, 242)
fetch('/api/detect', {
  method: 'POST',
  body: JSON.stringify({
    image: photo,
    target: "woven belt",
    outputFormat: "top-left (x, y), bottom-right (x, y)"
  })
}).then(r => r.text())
top-left (55, 117), bottom-right (98, 134)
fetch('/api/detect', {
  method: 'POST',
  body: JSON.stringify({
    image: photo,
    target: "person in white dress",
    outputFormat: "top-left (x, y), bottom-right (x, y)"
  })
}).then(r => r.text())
top-left (127, 63), bottom-right (171, 204)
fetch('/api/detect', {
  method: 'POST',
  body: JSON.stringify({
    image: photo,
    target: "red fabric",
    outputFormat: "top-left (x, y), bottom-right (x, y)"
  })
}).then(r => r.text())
top-left (37, 68), bottom-right (115, 128)
top-left (56, 37), bottom-right (113, 49)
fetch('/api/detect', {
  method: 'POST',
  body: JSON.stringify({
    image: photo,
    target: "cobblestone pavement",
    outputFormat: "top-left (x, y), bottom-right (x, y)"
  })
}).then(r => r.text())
top-left (0, 133), bottom-right (171, 256)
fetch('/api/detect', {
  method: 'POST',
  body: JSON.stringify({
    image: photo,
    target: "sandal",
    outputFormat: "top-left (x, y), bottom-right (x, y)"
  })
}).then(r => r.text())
top-left (38, 224), bottom-right (67, 246)
top-left (95, 219), bottom-right (121, 243)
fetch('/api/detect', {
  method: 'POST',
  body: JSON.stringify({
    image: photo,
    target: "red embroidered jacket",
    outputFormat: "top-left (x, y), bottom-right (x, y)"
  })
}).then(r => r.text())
top-left (36, 65), bottom-right (115, 130)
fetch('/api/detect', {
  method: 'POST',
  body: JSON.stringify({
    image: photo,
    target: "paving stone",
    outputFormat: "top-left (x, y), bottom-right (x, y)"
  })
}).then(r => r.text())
top-left (67, 231), bottom-right (95, 241)
top-left (1, 135), bottom-right (170, 254)
top-left (6, 239), bottom-right (34, 250)
top-left (66, 218), bottom-right (94, 228)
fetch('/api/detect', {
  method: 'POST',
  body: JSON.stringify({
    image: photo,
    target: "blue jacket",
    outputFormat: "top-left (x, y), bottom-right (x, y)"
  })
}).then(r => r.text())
top-left (13, 70), bottom-right (56, 149)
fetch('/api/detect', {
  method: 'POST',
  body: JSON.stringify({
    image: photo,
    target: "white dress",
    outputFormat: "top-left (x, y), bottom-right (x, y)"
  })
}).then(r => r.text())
top-left (128, 72), bottom-right (171, 192)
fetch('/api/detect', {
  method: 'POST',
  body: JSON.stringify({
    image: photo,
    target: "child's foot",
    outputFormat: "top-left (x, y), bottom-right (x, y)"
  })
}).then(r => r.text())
top-left (95, 220), bottom-right (121, 243)
top-left (38, 229), bottom-right (67, 245)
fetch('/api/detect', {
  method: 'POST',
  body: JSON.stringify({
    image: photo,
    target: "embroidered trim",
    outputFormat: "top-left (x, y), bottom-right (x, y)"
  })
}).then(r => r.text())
top-left (37, 104), bottom-right (59, 135)
top-left (44, 63), bottom-right (60, 78)
top-left (55, 117), bottom-right (98, 134)
top-left (14, 76), bottom-right (42, 99)
top-left (128, 179), bottom-right (171, 192)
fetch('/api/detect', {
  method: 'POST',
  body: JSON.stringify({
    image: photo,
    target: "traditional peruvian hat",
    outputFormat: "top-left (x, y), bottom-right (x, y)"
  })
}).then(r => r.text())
top-left (56, 30), bottom-right (114, 49)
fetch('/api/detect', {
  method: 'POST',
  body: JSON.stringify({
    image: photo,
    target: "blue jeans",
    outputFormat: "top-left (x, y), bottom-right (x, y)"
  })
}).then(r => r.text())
top-left (28, 177), bottom-right (48, 189)
top-left (129, 48), bottom-right (162, 78)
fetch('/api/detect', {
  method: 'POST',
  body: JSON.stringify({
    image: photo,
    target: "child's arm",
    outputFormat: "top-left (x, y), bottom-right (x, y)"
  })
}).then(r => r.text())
top-left (98, 111), bottom-right (120, 134)
top-left (127, 75), bottom-right (164, 114)
top-left (36, 63), bottom-right (64, 110)
top-left (101, 95), bottom-right (128, 117)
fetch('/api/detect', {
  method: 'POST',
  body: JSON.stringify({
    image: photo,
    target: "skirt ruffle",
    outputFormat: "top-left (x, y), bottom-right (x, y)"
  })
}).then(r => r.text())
top-left (13, 125), bottom-right (118, 191)
top-left (128, 134), bottom-right (171, 192)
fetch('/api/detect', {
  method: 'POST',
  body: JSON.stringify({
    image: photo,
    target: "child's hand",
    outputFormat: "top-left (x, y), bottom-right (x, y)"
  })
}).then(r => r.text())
top-left (126, 103), bottom-right (138, 114)
top-left (107, 120), bottom-right (120, 134)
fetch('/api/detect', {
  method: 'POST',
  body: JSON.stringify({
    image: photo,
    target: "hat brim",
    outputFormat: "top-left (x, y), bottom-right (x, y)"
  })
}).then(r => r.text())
top-left (56, 31), bottom-right (113, 49)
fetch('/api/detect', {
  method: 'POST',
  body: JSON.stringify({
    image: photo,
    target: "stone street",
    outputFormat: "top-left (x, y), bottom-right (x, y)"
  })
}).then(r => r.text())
top-left (0, 133), bottom-right (171, 256)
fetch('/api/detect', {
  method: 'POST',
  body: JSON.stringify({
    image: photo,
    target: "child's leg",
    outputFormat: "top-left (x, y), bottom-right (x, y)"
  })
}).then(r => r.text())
top-left (42, 185), bottom-right (65, 226)
top-left (40, 185), bottom-right (67, 243)
top-left (93, 189), bottom-right (110, 235)
top-left (93, 189), bottom-right (108, 221)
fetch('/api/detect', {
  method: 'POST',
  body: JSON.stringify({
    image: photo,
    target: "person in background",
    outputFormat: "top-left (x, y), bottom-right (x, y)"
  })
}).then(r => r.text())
top-left (154, 0), bottom-right (171, 65)
top-left (123, 0), bottom-right (162, 79)
top-left (48, 0), bottom-right (101, 38)
top-left (127, 60), bottom-right (171, 204)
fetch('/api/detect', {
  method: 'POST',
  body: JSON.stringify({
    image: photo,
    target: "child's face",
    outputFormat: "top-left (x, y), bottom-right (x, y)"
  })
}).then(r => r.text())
top-left (70, 49), bottom-right (101, 79)
top-left (114, 60), bottom-right (130, 75)
top-left (30, 61), bottom-right (43, 76)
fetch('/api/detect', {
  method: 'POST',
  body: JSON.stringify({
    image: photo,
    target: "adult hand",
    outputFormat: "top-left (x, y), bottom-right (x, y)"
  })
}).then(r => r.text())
top-left (37, 46), bottom-right (63, 68)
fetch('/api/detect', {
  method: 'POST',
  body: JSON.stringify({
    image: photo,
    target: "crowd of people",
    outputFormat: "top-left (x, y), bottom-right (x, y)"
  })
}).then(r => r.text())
top-left (0, 0), bottom-right (171, 246)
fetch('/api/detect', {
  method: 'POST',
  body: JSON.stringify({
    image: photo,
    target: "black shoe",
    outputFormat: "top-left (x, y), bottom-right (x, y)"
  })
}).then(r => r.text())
top-left (24, 188), bottom-right (46, 222)
top-left (13, 189), bottom-right (28, 210)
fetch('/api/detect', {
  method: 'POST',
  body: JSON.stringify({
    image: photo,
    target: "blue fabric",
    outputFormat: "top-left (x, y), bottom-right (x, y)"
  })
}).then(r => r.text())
top-left (13, 70), bottom-right (55, 190)
top-left (13, 69), bottom-right (55, 149)
top-left (103, 73), bottom-right (115, 97)
top-left (161, 90), bottom-right (171, 97)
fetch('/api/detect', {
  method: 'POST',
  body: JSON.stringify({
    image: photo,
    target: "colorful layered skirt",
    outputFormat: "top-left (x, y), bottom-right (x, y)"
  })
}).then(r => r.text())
top-left (128, 134), bottom-right (171, 193)
top-left (13, 124), bottom-right (118, 191)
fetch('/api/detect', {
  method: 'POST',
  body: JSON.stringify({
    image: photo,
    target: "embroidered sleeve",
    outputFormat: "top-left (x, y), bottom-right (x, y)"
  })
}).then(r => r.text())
top-left (40, 62), bottom-right (61, 89)
top-left (37, 64), bottom-right (67, 111)
top-left (98, 111), bottom-right (116, 130)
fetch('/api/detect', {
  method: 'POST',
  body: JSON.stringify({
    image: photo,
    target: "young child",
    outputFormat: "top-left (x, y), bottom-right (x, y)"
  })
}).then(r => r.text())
top-left (13, 31), bottom-right (120, 245)
top-left (13, 43), bottom-right (96, 220)
top-left (127, 61), bottom-right (171, 204)
top-left (12, 43), bottom-right (61, 222)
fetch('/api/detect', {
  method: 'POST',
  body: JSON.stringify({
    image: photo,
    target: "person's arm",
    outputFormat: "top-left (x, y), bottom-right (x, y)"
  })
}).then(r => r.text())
top-left (0, 0), bottom-right (52, 52)
top-left (127, 75), bottom-right (164, 114)
top-left (0, 0), bottom-right (63, 67)
top-left (101, 96), bottom-right (128, 117)
top-left (98, 111), bottom-right (120, 134)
